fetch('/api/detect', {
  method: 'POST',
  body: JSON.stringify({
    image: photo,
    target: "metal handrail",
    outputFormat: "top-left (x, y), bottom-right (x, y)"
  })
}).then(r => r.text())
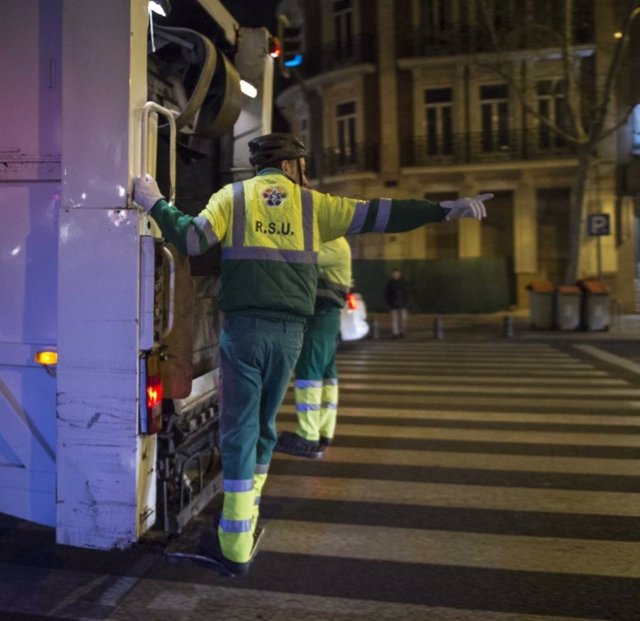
top-left (161, 246), bottom-right (175, 340)
top-left (141, 101), bottom-right (177, 204)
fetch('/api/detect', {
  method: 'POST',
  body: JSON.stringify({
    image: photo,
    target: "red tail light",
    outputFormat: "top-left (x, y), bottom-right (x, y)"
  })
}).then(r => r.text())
top-left (145, 356), bottom-right (163, 434)
top-left (346, 292), bottom-right (358, 310)
top-left (147, 379), bottom-right (162, 410)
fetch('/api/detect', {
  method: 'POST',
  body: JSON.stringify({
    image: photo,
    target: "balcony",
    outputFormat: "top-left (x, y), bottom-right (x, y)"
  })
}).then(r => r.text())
top-left (398, 19), bottom-right (594, 59)
top-left (307, 142), bottom-right (379, 178)
top-left (299, 34), bottom-right (377, 78)
top-left (400, 130), bottom-right (577, 167)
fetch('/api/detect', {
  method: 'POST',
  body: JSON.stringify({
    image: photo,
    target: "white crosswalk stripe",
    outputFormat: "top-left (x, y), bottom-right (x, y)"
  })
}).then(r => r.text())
top-left (267, 339), bottom-right (640, 618)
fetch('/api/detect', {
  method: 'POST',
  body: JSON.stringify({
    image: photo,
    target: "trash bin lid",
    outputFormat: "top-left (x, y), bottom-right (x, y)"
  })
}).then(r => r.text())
top-left (556, 285), bottom-right (581, 295)
top-left (578, 279), bottom-right (609, 294)
top-left (527, 280), bottom-right (554, 293)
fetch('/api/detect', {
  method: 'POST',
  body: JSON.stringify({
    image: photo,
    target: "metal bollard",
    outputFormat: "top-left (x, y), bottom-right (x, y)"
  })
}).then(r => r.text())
top-left (503, 315), bottom-right (514, 338)
top-left (433, 316), bottom-right (444, 340)
top-left (372, 318), bottom-right (380, 340)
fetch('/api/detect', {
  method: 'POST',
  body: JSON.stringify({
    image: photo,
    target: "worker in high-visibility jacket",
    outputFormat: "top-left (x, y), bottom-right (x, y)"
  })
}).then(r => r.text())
top-left (276, 237), bottom-right (352, 459)
top-left (133, 133), bottom-right (492, 577)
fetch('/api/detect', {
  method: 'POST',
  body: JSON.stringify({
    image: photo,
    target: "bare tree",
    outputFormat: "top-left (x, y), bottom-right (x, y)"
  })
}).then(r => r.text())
top-left (479, 0), bottom-right (639, 283)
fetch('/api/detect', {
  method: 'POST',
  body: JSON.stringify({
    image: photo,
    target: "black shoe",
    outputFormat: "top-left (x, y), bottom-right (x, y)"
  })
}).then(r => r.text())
top-left (208, 514), bottom-right (266, 576)
top-left (212, 525), bottom-right (265, 576)
top-left (206, 532), bottom-right (251, 576)
top-left (319, 436), bottom-right (333, 449)
top-left (275, 431), bottom-right (324, 459)
top-left (167, 519), bottom-right (263, 577)
top-left (213, 513), bottom-right (265, 576)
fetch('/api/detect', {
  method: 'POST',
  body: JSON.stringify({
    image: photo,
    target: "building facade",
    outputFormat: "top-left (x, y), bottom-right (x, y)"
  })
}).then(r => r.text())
top-left (276, 0), bottom-right (639, 312)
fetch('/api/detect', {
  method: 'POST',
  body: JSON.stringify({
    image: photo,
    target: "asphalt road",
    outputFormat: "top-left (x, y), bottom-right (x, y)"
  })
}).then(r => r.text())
top-left (1, 328), bottom-right (640, 620)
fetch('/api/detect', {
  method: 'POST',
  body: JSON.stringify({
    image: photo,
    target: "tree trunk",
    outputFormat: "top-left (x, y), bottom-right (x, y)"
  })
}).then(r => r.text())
top-left (564, 150), bottom-right (591, 284)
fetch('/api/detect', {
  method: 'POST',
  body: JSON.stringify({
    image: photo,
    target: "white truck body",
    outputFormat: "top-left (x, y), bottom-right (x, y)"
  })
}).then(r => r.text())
top-left (0, 0), bottom-right (273, 549)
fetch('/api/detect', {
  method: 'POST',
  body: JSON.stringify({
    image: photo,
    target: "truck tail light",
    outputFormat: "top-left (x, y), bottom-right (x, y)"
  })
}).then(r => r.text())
top-left (346, 292), bottom-right (358, 310)
top-left (142, 355), bottom-right (163, 434)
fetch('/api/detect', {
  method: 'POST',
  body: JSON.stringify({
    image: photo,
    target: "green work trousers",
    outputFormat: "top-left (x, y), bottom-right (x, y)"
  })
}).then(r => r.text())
top-left (217, 314), bottom-right (304, 563)
top-left (293, 307), bottom-right (341, 442)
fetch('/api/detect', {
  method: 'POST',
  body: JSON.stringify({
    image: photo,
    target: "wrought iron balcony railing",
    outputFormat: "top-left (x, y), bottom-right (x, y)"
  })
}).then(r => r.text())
top-left (398, 20), bottom-right (594, 59)
top-left (307, 142), bottom-right (379, 178)
top-left (298, 33), bottom-right (377, 78)
top-left (400, 130), bottom-right (577, 167)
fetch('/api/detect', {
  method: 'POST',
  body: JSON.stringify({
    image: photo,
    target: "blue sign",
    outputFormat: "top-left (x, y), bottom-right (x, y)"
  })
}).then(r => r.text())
top-left (587, 214), bottom-right (610, 236)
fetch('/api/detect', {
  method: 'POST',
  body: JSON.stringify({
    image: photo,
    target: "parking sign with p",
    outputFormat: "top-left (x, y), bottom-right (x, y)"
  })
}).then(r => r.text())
top-left (587, 214), bottom-right (610, 236)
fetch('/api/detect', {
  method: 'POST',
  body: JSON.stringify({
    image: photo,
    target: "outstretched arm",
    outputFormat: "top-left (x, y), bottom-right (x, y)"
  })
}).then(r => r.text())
top-left (317, 191), bottom-right (493, 241)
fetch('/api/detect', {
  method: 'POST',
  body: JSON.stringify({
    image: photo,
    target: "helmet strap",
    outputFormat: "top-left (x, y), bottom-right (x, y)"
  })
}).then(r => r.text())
top-left (279, 159), bottom-right (303, 186)
top-left (296, 158), bottom-right (303, 186)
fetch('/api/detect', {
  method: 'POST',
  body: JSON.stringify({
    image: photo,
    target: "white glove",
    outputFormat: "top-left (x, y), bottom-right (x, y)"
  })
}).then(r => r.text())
top-left (133, 174), bottom-right (165, 212)
top-left (440, 193), bottom-right (493, 221)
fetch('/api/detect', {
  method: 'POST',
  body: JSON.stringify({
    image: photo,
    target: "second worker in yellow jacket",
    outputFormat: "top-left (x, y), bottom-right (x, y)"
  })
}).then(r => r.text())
top-left (276, 237), bottom-right (352, 458)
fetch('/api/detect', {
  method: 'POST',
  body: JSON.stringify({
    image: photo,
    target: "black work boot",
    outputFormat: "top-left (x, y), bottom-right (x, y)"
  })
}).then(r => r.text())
top-left (275, 431), bottom-right (324, 458)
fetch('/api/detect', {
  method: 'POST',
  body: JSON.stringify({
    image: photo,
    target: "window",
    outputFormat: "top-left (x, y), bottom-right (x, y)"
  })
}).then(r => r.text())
top-left (334, 0), bottom-right (354, 61)
top-left (533, 0), bottom-right (564, 28)
top-left (478, 0), bottom-right (518, 45)
top-left (424, 88), bottom-right (453, 157)
top-left (536, 80), bottom-right (569, 150)
top-left (336, 101), bottom-right (357, 166)
top-left (420, 0), bottom-right (453, 33)
top-left (480, 84), bottom-right (509, 152)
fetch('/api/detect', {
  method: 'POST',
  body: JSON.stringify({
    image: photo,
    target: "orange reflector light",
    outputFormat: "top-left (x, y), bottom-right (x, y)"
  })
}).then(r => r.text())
top-left (346, 292), bottom-right (357, 310)
top-left (35, 351), bottom-right (58, 366)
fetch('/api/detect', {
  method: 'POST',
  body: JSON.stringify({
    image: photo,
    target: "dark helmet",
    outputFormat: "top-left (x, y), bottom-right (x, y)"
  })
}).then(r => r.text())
top-left (248, 132), bottom-right (306, 168)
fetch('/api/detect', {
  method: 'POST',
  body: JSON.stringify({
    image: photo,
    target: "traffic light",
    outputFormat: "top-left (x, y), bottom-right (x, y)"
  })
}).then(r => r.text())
top-left (277, 15), bottom-right (303, 75)
top-left (282, 25), bottom-right (302, 67)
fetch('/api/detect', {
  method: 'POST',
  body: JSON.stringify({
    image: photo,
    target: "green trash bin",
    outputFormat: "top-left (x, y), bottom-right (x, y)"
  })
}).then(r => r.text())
top-left (555, 285), bottom-right (581, 331)
top-left (579, 279), bottom-right (610, 331)
top-left (527, 280), bottom-right (554, 330)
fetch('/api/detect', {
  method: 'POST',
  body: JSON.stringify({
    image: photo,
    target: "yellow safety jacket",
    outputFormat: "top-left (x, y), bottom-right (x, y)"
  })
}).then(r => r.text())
top-left (150, 168), bottom-right (445, 321)
top-left (316, 237), bottom-right (352, 311)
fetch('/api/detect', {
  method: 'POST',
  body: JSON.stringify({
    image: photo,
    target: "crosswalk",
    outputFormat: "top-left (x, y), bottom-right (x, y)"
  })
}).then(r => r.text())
top-left (2, 338), bottom-right (639, 620)
top-left (260, 339), bottom-right (640, 620)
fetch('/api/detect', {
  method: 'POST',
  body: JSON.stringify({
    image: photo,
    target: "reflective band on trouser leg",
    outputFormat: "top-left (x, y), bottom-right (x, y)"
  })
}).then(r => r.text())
top-left (319, 379), bottom-right (338, 440)
top-left (252, 468), bottom-right (268, 531)
top-left (294, 380), bottom-right (323, 441)
top-left (219, 478), bottom-right (255, 563)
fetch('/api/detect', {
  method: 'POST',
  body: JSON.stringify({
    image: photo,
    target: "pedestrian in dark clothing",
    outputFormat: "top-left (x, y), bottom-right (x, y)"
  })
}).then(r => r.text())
top-left (385, 268), bottom-right (408, 338)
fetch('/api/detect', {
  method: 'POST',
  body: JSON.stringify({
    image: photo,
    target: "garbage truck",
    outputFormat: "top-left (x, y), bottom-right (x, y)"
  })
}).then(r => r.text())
top-left (0, 0), bottom-right (274, 550)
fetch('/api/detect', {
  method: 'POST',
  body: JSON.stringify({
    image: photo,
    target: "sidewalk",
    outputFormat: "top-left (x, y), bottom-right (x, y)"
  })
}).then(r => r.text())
top-left (367, 310), bottom-right (640, 342)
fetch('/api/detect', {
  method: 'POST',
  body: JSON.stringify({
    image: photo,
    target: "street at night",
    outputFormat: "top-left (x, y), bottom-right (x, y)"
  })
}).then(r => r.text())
top-left (2, 319), bottom-right (640, 620)
top-left (3, 2), bottom-right (640, 618)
